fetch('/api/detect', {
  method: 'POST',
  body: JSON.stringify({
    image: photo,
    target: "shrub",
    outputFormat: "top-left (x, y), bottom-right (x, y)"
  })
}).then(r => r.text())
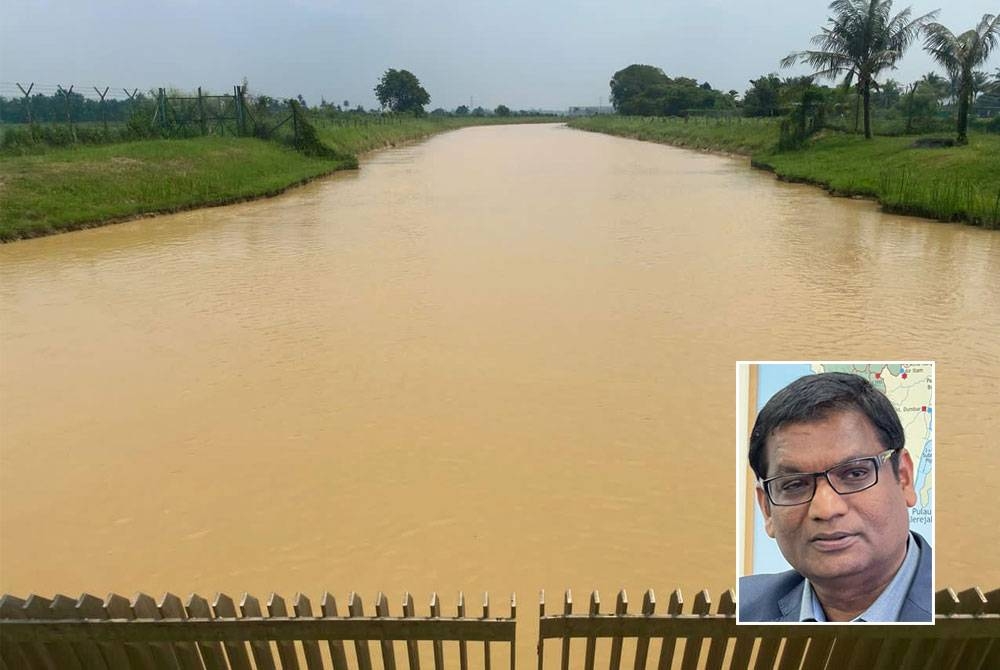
top-left (778, 88), bottom-right (826, 151)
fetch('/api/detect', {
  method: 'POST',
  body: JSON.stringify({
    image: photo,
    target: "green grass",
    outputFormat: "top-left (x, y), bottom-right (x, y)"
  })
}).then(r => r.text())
top-left (0, 116), bottom-right (556, 242)
top-left (568, 115), bottom-right (1000, 229)
top-left (568, 115), bottom-right (782, 155)
top-left (0, 136), bottom-right (350, 241)
top-left (756, 133), bottom-right (1000, 228)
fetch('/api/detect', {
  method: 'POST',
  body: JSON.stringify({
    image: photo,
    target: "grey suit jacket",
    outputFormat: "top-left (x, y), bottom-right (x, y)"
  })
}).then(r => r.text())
top-left (738, 532), bottom-right (933, 622)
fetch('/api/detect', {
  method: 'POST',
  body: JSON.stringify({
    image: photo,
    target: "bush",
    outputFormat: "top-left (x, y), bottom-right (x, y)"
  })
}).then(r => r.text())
top-left (287, 101), bottom-right (357, 166)
top-left (778, 88), bottom-right (826, 151)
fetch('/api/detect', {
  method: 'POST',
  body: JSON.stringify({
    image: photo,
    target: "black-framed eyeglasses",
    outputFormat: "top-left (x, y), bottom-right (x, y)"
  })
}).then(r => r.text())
top-left (758, 448), bottom-right (901, 506)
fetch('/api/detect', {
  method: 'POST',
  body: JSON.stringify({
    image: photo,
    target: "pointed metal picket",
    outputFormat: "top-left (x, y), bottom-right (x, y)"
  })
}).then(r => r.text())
top-left (348, 592), bottom-right (373, 670)
top-left (266, 593), bottom-right (299, 670)
top-left (609, 590), bottom-right (628, 670)
top-left (320, 593), bottom-right (349, 670)
top-left (375, 592), bottom-right (397, 670)
top-left (583, 591), bottom-right (599, 670)
top-left (292, 593), bottom-right (325, 670)
top-left (457, 592), bottom-right (468, 670)
top-left (632, 589), bottom-right (656, 670)
top-left (429, 593), bottom-right (444, 670)
top-left (239, 594), bottom-right (276, 670)
top-left (402, 593), bottom-right (421, 670)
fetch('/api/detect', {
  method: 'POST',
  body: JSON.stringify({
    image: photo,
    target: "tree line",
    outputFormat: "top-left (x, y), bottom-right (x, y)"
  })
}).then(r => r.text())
top-left (609, 2), bottom-right (999, 145)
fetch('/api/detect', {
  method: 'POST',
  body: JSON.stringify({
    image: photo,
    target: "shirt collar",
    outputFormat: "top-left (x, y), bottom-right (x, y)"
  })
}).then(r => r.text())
top-left (799, 532), bottom-right (921, 622)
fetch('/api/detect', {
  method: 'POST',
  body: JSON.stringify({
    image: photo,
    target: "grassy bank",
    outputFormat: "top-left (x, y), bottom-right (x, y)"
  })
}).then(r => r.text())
top-left (568, 115), bottom-right (782, 155)
top-left (568, 116), bottom-right (1000, 228)
top-left (0, 137), bottom-right (353, 241)
top-left (758, 134), bottom-right (1000, 228)
top-left (0, 116), bottom-right (555, 242)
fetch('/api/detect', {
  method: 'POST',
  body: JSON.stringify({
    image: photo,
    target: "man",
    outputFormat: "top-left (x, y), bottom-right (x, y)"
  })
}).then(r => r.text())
top-left (739, 372), bottom-right (932, 622)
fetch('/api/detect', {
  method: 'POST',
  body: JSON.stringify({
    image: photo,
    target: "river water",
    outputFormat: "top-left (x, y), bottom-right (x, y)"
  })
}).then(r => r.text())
top-left (1, 123), bottom-right (998, 645)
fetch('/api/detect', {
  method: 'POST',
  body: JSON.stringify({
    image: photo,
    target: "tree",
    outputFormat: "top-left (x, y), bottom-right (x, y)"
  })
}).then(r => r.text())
top-left (781, 0), bottom-right (936, 139)
top-left (743, 74), bottom-right (784, 116)
top-left (609, 64), bottom-right (671, 114)
top-left (902, 74), bottom-right (946, 133)
top-left (919, 71), bottom-right (950, 104)
top-left (374, 69), bottom-right (430, 115)
top-left (874, 78), bottom-right (902, 108)
top-left (610, 64), bottom-right (731, 116)
top-left (923, 14), bottom-right (1000, 143)
top-left (494, 104), bottom-right (511, 117)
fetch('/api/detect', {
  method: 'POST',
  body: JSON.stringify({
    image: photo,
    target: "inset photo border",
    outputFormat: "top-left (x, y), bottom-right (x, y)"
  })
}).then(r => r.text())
top-left (735, 361), bottom-right (935, 624)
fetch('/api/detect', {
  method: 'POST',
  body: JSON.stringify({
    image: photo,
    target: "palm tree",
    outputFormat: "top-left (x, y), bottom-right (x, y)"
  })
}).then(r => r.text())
top-left (781, 0), bottom-right (937, 139)
top-left (923, 14), bottom-right (1000, 144)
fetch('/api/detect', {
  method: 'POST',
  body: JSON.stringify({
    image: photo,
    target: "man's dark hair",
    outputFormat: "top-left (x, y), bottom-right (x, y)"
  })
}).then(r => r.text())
top-left (748, 372), bottom-right (904, 480)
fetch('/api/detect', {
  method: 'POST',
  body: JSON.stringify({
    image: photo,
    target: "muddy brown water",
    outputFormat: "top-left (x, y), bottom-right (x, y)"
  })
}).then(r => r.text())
top-left (1, 124), bottom-right (998, 658)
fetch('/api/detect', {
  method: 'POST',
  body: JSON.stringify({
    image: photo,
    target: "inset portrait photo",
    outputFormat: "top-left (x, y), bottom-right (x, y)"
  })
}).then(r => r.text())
top-left (735, 362), bottom-right (934, 624)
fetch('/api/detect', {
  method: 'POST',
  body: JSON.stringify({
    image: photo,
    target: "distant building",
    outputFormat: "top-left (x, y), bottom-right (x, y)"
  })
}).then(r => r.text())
top-left (567, 106), bottom-right (615, 116)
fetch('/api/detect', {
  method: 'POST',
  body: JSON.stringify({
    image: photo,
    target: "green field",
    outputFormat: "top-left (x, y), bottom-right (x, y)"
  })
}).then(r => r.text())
top-left (568, 115), bottom-right (783, 155)
top-left (569, 115), bottom-right (1000, 228)
top-left (0, 116), bottom-right (555, 242)
top-left (0, 136), bottom-right (351, 241)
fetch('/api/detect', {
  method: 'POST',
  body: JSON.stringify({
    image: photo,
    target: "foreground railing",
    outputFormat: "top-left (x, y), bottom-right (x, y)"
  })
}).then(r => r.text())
top-left (0, 591), bottom-right (515, 670)
top-left (538, 587), bottom-right (1000, 670)
top-left (2, 587), bottom-right (998, 669)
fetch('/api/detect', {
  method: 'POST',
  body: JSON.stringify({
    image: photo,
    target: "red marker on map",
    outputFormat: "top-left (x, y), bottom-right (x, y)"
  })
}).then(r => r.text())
top-left (875, 373), bottom-right (881, 379)
top-left (902, 373), bottom-right (908, 379)
top-left (922, 406), bottom-right (927, 412)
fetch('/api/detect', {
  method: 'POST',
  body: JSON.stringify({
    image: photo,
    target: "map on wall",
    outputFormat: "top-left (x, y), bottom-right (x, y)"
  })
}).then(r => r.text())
top-left (747, 362), bottom-right (934, 575)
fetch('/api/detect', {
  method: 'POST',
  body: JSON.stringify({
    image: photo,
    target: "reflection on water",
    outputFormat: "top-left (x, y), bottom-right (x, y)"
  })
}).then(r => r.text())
top-left (2, 124), bottom-right (998, 653)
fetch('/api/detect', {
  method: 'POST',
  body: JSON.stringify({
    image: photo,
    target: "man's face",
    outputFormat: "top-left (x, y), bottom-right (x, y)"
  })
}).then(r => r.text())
top-left (755, 410), bottom-right (917, 590)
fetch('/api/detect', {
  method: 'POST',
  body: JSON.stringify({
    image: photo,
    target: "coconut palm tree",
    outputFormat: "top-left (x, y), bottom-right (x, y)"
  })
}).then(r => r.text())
top-left (781, 0), bottom-right (937, 139)
top-left (923, 14), bottom-right (1000, 144)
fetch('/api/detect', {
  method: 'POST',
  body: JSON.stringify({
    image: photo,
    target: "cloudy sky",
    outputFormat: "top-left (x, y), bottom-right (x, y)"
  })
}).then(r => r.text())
top-left (1, 0), bottom-right (996, 110)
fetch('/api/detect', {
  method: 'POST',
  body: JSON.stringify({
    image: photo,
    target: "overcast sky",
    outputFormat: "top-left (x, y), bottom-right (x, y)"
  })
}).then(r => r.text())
top-left (1, 1), bottom-right (996, 110)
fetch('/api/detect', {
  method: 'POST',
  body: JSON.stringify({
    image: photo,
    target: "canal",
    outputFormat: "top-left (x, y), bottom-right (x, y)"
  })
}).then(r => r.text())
top-left (1, 124), bottom-right (997, 647)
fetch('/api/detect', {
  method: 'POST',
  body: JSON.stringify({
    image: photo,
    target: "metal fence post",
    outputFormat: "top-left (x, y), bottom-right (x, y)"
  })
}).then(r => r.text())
top-left (158, 88), bottom-right (167, 132)
top-left (198, 87), bottom-right (206, 136)
top-left (94, 86), bottom-right (110, 133)
top-left (16, 83), bottom-right (33, 124)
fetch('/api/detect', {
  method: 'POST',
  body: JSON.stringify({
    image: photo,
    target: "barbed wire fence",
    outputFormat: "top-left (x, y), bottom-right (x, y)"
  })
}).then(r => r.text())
top-left (0, 81), bottom-right (145, 127)
top-left (0, 81), bottom-right (408, 150)
top-left (0, 81), bottom-right (325, 149)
